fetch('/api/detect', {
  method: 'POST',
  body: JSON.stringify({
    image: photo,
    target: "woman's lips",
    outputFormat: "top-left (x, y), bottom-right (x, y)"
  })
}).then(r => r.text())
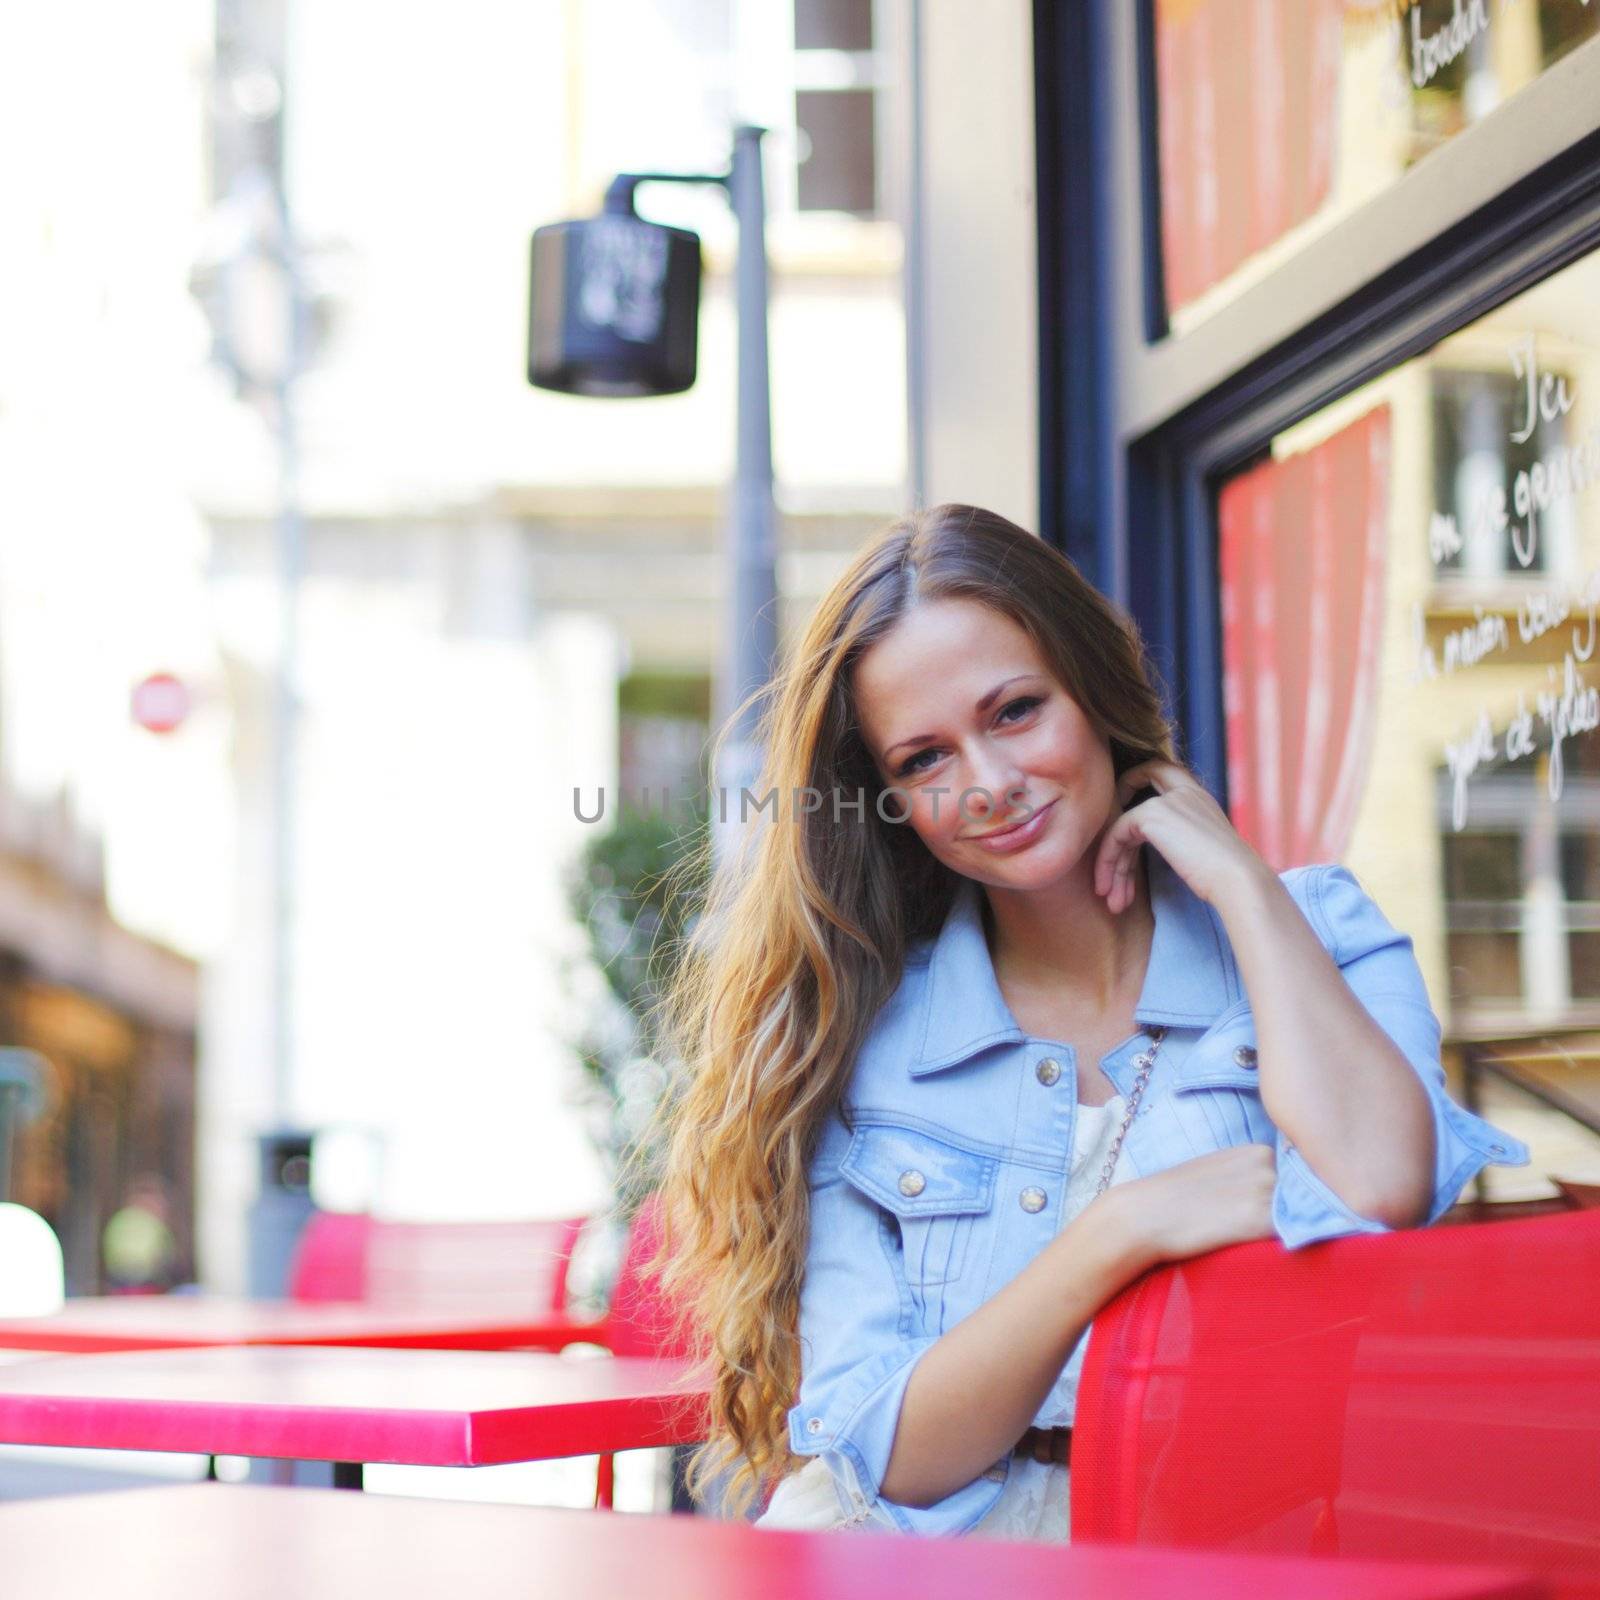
top-left (968, 798), bottom-right (1057, 853)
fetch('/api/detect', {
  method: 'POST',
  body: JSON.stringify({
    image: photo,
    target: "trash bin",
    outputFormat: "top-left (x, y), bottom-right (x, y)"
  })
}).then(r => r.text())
top-left (246, 1128), bottom-right (317, 1298)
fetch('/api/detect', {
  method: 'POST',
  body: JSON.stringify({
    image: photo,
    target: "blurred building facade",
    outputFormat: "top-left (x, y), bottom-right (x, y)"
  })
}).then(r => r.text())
top-left (190, 0), bottom-right (921, 1285)
top-left (0, 3), bottom-right (220, 1289)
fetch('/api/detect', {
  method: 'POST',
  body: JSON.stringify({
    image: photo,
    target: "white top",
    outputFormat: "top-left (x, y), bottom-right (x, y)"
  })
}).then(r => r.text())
top-left (968, 1093), bottom-right (1136, 1544)
top-left (1033, 1093), bottom-right (1136, 1426)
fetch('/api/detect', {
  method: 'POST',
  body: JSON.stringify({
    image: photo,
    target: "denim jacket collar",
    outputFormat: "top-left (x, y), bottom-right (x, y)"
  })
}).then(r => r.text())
top-left (911, 849), bottom-right (1242, 1076)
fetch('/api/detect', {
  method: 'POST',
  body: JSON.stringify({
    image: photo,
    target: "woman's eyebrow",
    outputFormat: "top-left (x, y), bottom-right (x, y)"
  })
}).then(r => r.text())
top-left (883, 674), bottom-right (1044, 760)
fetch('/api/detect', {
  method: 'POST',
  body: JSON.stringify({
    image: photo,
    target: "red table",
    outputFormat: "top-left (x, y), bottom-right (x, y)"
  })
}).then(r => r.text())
top-left (0, 1483), bottom-right (1548, 1600)
top-left (0, 1347), bottom-right (708, 1486)
top-left (0, 1295), bottom-right (604, 1353)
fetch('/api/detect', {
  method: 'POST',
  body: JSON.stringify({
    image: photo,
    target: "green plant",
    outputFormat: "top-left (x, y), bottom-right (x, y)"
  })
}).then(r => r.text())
top-left (561, 794), bottom-right (710, 1218)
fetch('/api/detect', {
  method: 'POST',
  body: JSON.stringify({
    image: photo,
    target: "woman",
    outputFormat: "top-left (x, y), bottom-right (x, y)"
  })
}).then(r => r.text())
top-left (650, 502), bottom-right (1528, 1539)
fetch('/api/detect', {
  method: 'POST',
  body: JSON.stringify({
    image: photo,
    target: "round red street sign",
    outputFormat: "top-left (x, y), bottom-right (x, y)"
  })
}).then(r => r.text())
top-left (131, 673), bottom-right (191, 734)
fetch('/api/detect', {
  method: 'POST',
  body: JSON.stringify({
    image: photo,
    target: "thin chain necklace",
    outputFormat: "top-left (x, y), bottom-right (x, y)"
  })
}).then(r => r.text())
top-left (1093, 1025), bottom-right (1168, 1197)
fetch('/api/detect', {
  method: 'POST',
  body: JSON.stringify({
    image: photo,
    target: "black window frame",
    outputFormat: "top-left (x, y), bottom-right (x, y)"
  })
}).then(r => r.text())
top-left (1035, 0), bottom-right (1600, 804)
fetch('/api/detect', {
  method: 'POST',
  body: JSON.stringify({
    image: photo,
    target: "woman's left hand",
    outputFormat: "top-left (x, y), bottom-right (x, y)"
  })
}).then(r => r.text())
top-left (1093, 759), bottom-right (1268, 913)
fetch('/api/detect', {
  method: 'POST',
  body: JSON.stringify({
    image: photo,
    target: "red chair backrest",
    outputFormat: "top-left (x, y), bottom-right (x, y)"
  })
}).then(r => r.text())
top-left (288, 1212), bottom-right (587, 1316)
top-left (603, 1193), bottom-right (695, 1359)
top-left (287, 1211), bottom-right (373, 1301)
top-left (1073, 1210), bottom-right (1600, 1598)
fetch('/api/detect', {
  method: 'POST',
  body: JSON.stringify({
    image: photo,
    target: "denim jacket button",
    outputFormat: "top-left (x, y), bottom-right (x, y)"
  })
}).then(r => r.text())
top-left (1233, 1046), bottom-right (1258, 1069)
top-left (898, 1169), bottom-right (927, 1198)
top-left (1035, 1057), bottom-right (1062, 1086)
top-left (1020, 1186), bottom-right (1048, 1213)
top-left (806, 1417), bottom-right (824, 1435)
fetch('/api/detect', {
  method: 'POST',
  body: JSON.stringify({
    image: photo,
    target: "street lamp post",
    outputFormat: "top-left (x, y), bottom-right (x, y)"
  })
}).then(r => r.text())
top-left (529, 125), bottom-right (778, 866)
top-left (191, 154), bottom-right (317, 1296)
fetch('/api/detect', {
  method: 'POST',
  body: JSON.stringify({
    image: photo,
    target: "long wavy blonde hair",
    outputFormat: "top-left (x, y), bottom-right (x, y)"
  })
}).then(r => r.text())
top-left (647, 502), bottom-right (1177, 1515)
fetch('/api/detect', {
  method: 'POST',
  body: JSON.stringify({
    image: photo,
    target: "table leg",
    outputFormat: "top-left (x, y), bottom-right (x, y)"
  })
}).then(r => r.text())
top-left (332, 1461), bottom-right (365, 1491)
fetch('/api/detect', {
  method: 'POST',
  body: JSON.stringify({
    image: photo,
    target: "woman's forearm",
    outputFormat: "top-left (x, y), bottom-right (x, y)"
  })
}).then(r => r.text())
top-left (1213, 862), bottom-right (1435, 1227)
top-left (877, 1197), bottom-right (1151, 1510)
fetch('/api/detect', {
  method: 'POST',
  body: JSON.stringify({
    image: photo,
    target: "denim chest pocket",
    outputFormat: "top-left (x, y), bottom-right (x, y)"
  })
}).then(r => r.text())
top-left (1168, 1011), bottom-right (1278, 1153)
top-left (839, 1119), bottom-right (998, 1288)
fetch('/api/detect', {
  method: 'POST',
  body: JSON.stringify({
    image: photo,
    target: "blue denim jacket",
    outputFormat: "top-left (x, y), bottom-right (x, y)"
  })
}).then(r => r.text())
top-left (784, 852), bottom-right (1531, 1535)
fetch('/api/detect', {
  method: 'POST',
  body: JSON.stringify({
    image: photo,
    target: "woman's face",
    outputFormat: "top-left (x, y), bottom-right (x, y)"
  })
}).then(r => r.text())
top-left (851, 596), bottom-right (1119, 889)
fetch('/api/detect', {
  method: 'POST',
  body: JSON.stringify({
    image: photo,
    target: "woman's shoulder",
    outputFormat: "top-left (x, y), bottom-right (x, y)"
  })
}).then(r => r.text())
top-left (1271, 860), bottom-right (1415, 970)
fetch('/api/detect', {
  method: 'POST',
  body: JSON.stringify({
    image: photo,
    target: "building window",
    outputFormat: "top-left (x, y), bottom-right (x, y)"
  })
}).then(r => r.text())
top-left (792, 0), bottom-right (883, 218)
top-left (617, 671), bottom-right (711, 814)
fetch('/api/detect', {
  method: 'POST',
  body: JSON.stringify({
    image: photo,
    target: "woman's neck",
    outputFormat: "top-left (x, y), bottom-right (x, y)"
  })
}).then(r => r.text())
top-left (979, 849), bottom-right (1156, 1016)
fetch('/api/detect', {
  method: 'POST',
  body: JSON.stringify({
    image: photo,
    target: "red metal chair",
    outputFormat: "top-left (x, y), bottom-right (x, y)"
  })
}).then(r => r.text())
top-left (582, 1194), bottom-right (698, 1506)
top-left (288, 1212), bottom-right (589, 1326)
top-left (288, 1199), bottom-right (697, 1508)
top-left (1073, 1210), bottom-right (1600, 1599)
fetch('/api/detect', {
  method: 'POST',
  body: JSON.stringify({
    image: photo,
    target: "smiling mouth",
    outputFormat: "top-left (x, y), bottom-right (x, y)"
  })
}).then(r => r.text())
top-left (967, 798), bottom-right (1054, 841)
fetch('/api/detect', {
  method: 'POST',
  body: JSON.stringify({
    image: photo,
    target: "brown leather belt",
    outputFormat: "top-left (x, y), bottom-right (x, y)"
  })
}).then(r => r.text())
top-left (1013, 1425), bottom-right (1072, 1466)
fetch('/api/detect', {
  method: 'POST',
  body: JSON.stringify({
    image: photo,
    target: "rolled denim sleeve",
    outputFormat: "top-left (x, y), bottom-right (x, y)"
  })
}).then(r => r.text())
top-left (785, 1164), bottom-right (1007, 1534)
top-left (1272, 863), bottom-right (1530, 1249)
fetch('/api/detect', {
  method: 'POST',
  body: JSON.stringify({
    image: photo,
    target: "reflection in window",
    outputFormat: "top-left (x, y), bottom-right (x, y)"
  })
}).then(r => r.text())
top-left (1437, 737), bottom-right (1600, 1012)
top-left (1429, 365), bottom-right (1579, 582)
top-left (1153, 0), bottom-right (1600, 332)
top-left (1441, 830), bottom-right (1522, 902)
top-left (1217, 249), bottom-right (1600, 1052)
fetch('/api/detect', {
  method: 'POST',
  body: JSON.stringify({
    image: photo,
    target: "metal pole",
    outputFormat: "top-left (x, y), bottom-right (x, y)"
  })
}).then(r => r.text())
top-left (712, 125), bottom-right (778, 867)
top-left (271, 259), bottom-right (304, 1129)
top-left (267, 59), bottom-right (308, 1130)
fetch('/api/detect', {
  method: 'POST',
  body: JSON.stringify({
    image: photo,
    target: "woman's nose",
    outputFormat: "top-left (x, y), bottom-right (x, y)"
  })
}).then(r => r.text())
top-left (964, 749), bottom-right (1024, 818)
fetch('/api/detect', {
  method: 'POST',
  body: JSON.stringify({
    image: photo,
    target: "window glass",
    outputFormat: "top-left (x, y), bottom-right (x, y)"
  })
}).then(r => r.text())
top-left (791, 0), bottom-right (882, 218)
top-left (1216, 247), bottom-right (1600, 1186)
top-left (1154, 0), bottom-right (1600, 333)
top-left (795, 0), bottom-right (872, 51)
top-left (796, 87), bottom-right (877, 214)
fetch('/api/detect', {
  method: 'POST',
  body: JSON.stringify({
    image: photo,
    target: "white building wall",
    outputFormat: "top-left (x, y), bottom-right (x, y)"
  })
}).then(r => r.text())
top-left (193, 0), bottom-right (912, 1279)
top-left (906, 0), bottom-right (1038, 530)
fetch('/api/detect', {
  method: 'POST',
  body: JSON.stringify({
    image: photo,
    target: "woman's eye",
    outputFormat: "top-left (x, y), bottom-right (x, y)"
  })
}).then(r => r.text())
top-left (998, 696), bottom-right (1042, 723)
top-left (894, 699), bottom-right (1042, 777)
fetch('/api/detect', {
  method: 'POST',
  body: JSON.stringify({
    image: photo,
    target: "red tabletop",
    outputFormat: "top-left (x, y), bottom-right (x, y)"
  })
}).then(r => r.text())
top-left (0, 1484), bottom-right (1548, 1600)
top-left (0, 1347), bottom-right (708, 1465)
top-left (0, 1294), bottom-right (605, 1353)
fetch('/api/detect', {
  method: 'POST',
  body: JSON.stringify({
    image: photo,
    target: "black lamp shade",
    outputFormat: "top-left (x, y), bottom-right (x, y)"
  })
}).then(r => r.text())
top-left (527, 214), bottom-right (701, 397)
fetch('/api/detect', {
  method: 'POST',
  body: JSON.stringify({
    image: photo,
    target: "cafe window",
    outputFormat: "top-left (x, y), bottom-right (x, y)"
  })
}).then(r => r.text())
top-left (1151, 0), bottom-right (1600, 334)
top-left (1215, 244), bottom-right (1600, 1027)
top-left (1034, 0), bottom-right (1600, 1189)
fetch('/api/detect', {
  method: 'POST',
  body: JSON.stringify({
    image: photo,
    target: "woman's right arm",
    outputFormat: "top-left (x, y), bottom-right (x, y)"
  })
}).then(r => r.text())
top-left (877, 1142), bottom-right (1277, 1509)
